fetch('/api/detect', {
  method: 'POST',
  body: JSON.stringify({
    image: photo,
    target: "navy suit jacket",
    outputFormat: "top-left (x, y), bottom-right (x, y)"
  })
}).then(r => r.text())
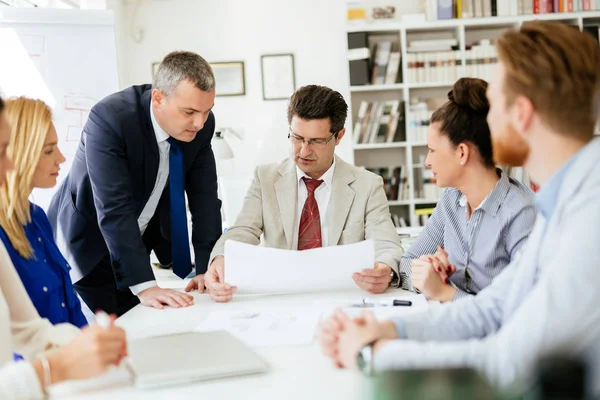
top-left (48, 84), bottom-right (222, 289)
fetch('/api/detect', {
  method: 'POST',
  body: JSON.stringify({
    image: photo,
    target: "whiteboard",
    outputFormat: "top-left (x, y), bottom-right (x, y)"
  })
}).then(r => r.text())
top-left (0, 8), bottom-right (119, 211)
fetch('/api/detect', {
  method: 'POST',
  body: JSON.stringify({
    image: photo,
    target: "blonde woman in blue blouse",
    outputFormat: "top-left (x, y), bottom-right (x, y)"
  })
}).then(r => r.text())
top-left (0, 97), bottom-right (86, 328)
top-left (0, 96), bottom-right (127, 399)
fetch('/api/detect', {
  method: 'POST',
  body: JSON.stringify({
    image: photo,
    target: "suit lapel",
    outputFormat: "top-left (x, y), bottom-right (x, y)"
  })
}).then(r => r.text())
top-left (140, 89), bottom-right (160, 204)
top-left (274, 160), bottom-right (297, 248)
top-left (328, 156), bottom-right (356, 246)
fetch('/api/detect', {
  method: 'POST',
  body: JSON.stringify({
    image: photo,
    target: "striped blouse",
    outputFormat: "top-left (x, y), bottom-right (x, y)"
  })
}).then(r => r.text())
top-left (400, 169), bottom-right (537, 301)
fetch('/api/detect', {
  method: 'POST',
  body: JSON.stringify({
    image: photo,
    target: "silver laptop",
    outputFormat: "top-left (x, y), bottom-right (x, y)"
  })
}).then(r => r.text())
top-left (126, 331), bottom-right (269, 389)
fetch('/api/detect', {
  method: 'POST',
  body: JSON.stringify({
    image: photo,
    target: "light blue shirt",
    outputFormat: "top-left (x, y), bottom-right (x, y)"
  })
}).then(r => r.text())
top-left (535, 151), bottom-right (580, 220)
top-left (380, 138), bottom-right (600, 396)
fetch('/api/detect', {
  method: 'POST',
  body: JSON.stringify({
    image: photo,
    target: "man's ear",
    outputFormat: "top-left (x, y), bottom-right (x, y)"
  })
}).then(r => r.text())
top-left (513, 94), bottom-right (535, 134)
top-left (151, 88), bottom-right (165, 108)
top-left (335, 128), bottom-right (346, 145)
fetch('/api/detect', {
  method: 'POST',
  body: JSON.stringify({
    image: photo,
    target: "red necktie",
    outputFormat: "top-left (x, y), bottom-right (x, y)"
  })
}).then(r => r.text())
top-left (298, 177), bottom-right (324, 251)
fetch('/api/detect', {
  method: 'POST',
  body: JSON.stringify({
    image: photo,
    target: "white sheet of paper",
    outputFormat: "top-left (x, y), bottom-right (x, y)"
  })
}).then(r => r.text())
top-left (195, 309), bottom-right (322, 347)
top-left (224, 240), bottom-right (375, 294)
top-left (47, 364), bottom-right (132, 397)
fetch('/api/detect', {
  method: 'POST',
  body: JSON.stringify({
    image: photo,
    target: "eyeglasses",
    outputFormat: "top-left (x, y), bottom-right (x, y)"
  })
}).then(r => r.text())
top-left (288, 131), bottom-right (336, 148)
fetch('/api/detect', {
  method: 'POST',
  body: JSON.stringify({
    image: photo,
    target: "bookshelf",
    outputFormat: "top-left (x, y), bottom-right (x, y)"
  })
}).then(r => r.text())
top-left (346, 11), bottom-right (600, 228)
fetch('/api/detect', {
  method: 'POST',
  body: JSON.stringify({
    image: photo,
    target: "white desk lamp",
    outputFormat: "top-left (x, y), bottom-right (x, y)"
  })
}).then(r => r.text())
top-left (212, 127), bottom-right (244, 160)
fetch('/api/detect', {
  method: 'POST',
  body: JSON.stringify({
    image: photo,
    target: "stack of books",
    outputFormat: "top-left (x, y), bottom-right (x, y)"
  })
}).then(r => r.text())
top-left (348, 32), bottom-right (402, 86)
top-left (465, 40), bottom-right (498, 82)
top-left (405, 38), bottom-right (461, 84)
top-left (424, 0), bottom-right (598, 21)
top-left (364, 166), bottom-right (410, 202)
top-left (406, 101), bottom-right (431, 143)
top-left (353, 100), bottom-right (405, 144)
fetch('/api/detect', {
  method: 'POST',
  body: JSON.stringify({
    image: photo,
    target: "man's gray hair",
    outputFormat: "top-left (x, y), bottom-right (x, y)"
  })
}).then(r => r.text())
top-left (153, 51), bottom-right (215, 95)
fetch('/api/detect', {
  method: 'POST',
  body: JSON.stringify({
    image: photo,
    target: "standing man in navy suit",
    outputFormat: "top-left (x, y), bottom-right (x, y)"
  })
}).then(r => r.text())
top-left (48, 51), bottom-right (222, 316)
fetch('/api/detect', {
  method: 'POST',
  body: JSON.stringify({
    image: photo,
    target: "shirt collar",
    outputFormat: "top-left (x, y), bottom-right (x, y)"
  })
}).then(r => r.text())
top-left (149, 102), bottom-right (170, 144)
top-left (458, 168), bottom-right (510, 216)
top-left (536, 147), bottom-right (584, 220)
top-left (296, 158), bottom-right (336, 188)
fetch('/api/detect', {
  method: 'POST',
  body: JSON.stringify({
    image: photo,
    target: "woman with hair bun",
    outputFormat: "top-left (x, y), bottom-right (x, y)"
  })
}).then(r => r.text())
top-left (400, 78), bottom-right (536, 302)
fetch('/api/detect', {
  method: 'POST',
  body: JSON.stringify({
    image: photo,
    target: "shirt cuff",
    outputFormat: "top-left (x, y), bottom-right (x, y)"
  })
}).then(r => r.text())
top-left (208, 254), bottom-right (223, 268)
top-left (452, 287), bottom-right (473, 302)
top-left (398, 257), bottom-right (414, 291)
top-left (0, 361), bottom-right (44, 399)
top-left (391, 317), bottom-right (409, 339)
top-left (129, 281), bottom-right (157, 296)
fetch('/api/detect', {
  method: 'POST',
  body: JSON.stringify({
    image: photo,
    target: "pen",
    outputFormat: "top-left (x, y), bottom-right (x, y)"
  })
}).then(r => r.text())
top-left (360, 298), bottom-right (412, 307)
top-left (95, 310), bottom-right (112, 328)
top-left (96, 310), bottom-right (132, 373)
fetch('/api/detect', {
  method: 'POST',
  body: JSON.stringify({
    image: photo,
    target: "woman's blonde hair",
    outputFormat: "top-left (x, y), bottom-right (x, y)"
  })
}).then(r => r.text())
top-left (1, 97), bottom-right (53, 258)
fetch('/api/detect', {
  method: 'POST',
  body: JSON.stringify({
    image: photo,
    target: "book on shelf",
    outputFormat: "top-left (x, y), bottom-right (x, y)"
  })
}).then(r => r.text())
top-left (405, 50), bottom-right (461, 84)
top-left (371, 41), bottom-right (392, 85)
top-left (363, 166), bottom-right (410, 202)
top-left (423, 0), bottom-right (597, 21)
top-left (348, 32), bottom-right (371, 86)
top-left (407, 101), bottom-right (431, 143)
top-left (415, 207), bottom-right (436, 216)
top-left (415, 207), bottom-right (436, 227)
top-left (370, 39), bottom-right (402, 86)
top-left (347, 32), bottom-right (402, 87)
top-left (353, 100), bottom-right (406, 144)
top-left (404, 38), bottom-right (497, 85)
top-left (414, 157), bottom-right (444, 200)
top-left (391, 214), bottom-right (409, 228)
top-left (465, 40), bottom-right (498, 82)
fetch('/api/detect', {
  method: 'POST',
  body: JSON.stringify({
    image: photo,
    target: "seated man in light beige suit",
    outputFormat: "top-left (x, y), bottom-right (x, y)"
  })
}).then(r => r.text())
top-left (185, 85), bottom-right (404, 302)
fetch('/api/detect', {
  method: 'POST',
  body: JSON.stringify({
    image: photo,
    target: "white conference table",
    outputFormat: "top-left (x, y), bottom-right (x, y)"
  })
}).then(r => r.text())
top-left (50, 279), bottom-right (431, 400)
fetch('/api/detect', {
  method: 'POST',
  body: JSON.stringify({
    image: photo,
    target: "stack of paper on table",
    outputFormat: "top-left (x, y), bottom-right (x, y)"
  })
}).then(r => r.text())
top-left (224, 240), bottom-right (374, 294)
top-left (196, 309), bottom-right (322, 347)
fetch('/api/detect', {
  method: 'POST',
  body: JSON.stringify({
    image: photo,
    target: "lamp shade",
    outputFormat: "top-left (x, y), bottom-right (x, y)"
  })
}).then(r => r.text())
top-left (212, 130), bottom-right (234, 160)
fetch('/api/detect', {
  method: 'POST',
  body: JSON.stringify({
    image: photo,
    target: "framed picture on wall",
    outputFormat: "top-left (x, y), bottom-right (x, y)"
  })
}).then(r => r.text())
top-left (261, 54), bottom-right (296, 101)
top-left (210, 61), bottom-right (246, 96)
top-left (152, 62), bottom-right (160, 79)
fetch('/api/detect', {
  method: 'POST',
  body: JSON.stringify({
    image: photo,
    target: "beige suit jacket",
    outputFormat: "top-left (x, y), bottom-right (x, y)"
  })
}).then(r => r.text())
top-left (210, 156), bottom-right (404, 272)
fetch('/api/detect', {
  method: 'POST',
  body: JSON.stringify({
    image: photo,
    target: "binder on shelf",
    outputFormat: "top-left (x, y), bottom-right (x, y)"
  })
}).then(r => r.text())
top-left (348, 32), bottom-right (371, 86)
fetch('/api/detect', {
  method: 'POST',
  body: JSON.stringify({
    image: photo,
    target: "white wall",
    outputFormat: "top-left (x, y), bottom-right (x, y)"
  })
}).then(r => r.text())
top-left (111, 0), bottom-right (422, 177)
top-left (115, 0), bottom-right (349, 177)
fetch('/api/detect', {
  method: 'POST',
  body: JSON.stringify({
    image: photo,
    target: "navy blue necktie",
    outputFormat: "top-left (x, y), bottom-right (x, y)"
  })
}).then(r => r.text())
top-left (167, 137), bottom-right (192, 279)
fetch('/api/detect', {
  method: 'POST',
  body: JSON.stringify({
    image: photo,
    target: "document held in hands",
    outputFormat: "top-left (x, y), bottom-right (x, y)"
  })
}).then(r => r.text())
top-left (224, 239), bottom-right (375, 294)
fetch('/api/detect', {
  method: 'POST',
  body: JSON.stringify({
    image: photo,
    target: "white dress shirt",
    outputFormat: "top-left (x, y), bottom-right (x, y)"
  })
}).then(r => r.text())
top-left (293, 159), bottom-right (336, 249)
top-left (0, 241), bottom-right (79, 399)
top-left (129, 104), bottom-right (170, 295)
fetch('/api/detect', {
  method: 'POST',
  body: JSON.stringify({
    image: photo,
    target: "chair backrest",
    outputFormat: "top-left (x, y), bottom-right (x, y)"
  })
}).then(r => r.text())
top-left (219, 177), bottom-right (253, 227)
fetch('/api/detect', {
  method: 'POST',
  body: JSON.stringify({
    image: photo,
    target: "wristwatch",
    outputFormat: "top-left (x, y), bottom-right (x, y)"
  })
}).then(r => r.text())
top-left (389, 269), bottom-right (400, 288)
top-left (357, 340), bottom-right (378, 376)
